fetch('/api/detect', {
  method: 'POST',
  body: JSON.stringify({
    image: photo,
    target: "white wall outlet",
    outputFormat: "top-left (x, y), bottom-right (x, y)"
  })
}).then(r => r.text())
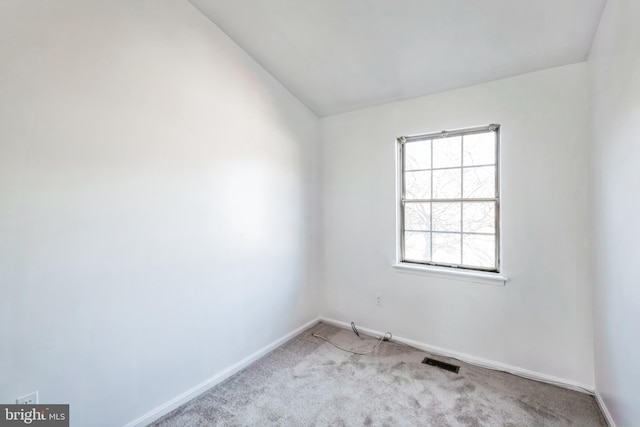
top-left (16, 391), bottom-right (38, 405)
top-left (376, 293), bottom-right (382, 306)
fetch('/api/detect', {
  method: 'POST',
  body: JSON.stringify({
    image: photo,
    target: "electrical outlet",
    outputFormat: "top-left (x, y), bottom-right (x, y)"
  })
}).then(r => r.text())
top-left (376, 293), bottom-right (382, 306)
top-left (16, 391), bottom-right (38, 405)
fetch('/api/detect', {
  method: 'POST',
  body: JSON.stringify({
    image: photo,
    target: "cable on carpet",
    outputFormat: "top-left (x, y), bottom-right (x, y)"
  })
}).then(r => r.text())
top-left (351, 321), bottom-right (360, 337)
top-left (313, 321), bottom-right (593, 394)
top-left (312, 322), bottom-right (393, 355)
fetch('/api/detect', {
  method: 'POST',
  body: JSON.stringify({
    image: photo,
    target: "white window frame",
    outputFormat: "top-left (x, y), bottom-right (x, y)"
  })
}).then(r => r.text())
top-left (394, 124), bottom-right (508, 286)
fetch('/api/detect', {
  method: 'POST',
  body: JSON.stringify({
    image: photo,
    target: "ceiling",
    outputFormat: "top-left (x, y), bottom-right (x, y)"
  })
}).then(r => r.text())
top-left (189, 0), bottom-right (606, 117)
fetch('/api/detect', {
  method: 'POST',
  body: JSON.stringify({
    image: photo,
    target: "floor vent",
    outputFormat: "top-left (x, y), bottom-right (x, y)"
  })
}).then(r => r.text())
top-left (422, 357), bottom-right (460, 374)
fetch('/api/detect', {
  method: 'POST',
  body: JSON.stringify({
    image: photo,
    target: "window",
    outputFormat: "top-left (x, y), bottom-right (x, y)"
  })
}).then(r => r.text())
top-left (397, 124), bottom-right (500, 273)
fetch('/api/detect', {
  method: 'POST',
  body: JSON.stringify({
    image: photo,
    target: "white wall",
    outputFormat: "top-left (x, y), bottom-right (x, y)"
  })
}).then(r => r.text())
top-left (0, 1), bottom-right (319, 426)
top-left (589, 0), bottom-right (640, 424)
top-left (320, 63), bottom-right (594, 386)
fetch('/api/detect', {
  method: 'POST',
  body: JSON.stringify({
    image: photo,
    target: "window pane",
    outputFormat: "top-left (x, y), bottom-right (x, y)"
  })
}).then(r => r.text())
top-left (399, 126), bottom-right (499, 272)
top-left (462, 234), bottom-right (495, 269)
top-left (463, 166), bottom-right (495, 198)
top-left (404, 232), bottom-right (430, 262)
top-left (405, 171), bottom-right (431, 199)
top-left (433, 168), bottom-right (461, 199)
top-left (432, 136), bottom-right (461, 168)
top-left (462, 202), bottom-right (495, 234)
top-left (405, 203), bottom-right (431, 231)
top-left (432, 202), bottom-right (461, 232)
top-left (463, 132), bottom-right (495, 166)
top-left (404, 140), bottom-right (431, 170)
top-left (432, 233), bottom-right (461, 265)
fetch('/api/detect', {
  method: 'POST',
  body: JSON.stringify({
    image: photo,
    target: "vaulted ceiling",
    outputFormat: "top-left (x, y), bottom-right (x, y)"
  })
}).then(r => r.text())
top-left (190, 0), bottom-right (606, 117)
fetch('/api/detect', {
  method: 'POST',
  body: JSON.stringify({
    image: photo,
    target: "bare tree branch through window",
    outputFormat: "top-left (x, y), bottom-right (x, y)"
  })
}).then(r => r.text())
top-left (398, 125), bottom-right (500, 272)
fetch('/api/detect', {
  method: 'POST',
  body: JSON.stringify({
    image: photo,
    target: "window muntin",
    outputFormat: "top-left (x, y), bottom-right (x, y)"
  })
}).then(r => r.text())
top-left (398, 125), bottom-right (500, 272)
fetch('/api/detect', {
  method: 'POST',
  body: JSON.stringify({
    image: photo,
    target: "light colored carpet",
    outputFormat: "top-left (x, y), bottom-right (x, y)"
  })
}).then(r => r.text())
top-left (151, 322), bottom-right (606, 426)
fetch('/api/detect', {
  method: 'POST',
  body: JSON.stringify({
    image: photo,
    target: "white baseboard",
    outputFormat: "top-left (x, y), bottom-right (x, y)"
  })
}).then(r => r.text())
top-left (320, 317), bottom-right (595, 395)
top-left (123, 317), bottom-right (321, 427)
top-left (594, 389), bottom-right (616, 427)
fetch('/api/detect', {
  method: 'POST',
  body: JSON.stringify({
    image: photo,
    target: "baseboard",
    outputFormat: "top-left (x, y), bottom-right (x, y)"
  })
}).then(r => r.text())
top-left (320, 317), bottom-right (595, 395)
top-left (594, 389), bottom-right (616, 427)
top-left (123, 317), bottom-right (321, 427)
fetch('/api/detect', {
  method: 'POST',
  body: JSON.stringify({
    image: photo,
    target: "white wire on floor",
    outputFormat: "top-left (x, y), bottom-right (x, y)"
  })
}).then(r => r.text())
top-left (312, 321), bottom-right (393, 355)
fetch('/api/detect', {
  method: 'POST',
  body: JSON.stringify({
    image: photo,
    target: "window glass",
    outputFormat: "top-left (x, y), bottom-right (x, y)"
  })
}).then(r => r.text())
top-left (399, 126), bottom-right (500, 271)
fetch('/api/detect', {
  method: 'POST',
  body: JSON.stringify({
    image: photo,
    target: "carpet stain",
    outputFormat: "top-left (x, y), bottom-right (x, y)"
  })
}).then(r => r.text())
top-left (516, 399), bottom-right (560, 421)
top-left (455, 395), bottom-right (471, 411)
top-left (411, 371), bottom-right (426, 380)
top-left (455, 413), bottom-right (483, 427)
top-left (409, 397), bottom-right (422, 409)
top-left (457, 382), bottom-right (476, 393)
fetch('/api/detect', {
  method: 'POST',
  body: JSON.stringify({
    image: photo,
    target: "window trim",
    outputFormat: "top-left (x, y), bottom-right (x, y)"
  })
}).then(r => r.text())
top-left (395, 124), bottom-right (507, 283)
top-left (392, 262), bottom-right (507, 286)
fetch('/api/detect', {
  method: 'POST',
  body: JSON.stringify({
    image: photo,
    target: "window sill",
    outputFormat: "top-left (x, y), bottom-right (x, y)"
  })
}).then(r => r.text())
top-left (393, 262), bottom-right (508, 286)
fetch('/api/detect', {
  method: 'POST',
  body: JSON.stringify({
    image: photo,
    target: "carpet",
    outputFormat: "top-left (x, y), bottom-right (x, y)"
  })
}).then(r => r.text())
top-left (151, 322), bottom-right (606, 426)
